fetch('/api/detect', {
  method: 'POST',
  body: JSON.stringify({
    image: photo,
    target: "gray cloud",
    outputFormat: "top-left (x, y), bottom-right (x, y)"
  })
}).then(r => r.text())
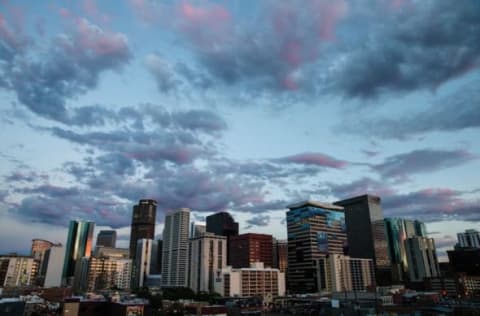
top-left (245, 214), bottom-right (271, 229)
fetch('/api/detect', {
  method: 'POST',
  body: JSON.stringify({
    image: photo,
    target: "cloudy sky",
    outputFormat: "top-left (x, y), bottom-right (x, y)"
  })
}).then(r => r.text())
top-left (1, 0), bottom-right (479, 260)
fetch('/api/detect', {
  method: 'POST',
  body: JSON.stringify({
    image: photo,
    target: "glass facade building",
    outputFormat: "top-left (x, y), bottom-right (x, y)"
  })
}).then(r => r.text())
top-left (129, 199), bottom-right (157, 259)
top-left (286, 201), bottom-right (347, 294)
top-left (62, 220), bottom-right (95, 285)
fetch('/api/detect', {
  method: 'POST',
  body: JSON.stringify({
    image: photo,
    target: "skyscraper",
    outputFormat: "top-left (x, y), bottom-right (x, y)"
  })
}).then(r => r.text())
top-left (405, 236), bottom-right (440, 282)
top-left (129, 199), bottom-right (157, 259)
top-left (135, 239), bottom-right (159, 288)
top-left (385, 218), bottom-right (427, 282)
top-left (334, 195), bottom-right (391, 285)
top-left (162, 208), bottom-right (190, 287)
top-left (286, 201), bottom-right (347, 293)
top-left (229, 233), bottom-right (273, 268)
top-left (62, 220), bottom-right (95, 285)
top-left (206, 212), bottom-right (238, 265)
top-left (96, 230), bottom-right (117, 248)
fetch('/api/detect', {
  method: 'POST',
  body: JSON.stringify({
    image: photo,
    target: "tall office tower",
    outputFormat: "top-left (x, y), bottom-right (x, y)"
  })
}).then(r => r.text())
top-left (129, 199), bottom-right (157, 259)
top-left (272, 239), bottom-right (288, 273)
top-left (135, 239), bottom-right (160, 288)
top-left (162, 208), bottom-right (190, 287)
top-left (0, 255), bottom-right (38, 287)
top-left (286, 201), bottom-right (347, 294)
top-left (62, 220), bottom-right (95, 285)
top-left (229, 233), bottom-right (273, 268)
top-left (206, 212), bottom-right (239, 265)
top-left (31, 239), bottom-right (61, 285)
top-left (405, 236), bottom-right (440, 282)
top-left (189, 233), bottom-right (227, 293)
top-left (97, 230), bottom-right (117, 248)
top-left (457, 229), bottom-right (480, 248)
top-left (385, 218), bottom-right (428, 282)
top-left (334, 195), bottom-right (391, 285)
top-left (190, 222), bottom-right (206, 238)
top-left (317, 255), bottom-right (375, 292)
top-left (41, 245), bottom-right (65, 288)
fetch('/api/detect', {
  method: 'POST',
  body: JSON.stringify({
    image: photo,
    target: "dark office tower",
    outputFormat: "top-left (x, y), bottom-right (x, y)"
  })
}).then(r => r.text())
top-left (129, 199), bottom-right (157, 259)
top-left (334, 195), bottom-right (391, 285)
top-left (96, 230), bottom-right (117, 248)
top-left (62, 221), bottom-right (95, 285)
top-left (229, 233), bottom-right (273, 268)
top-left (272, 239), bottom-right (288, 273)
top-left (286, 201), bottom-right (347, 294)
top-left (206, 212), bottom-right (239, 265)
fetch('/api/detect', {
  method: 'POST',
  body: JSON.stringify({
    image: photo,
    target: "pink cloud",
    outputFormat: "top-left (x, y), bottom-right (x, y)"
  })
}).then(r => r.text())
top-left (281, 152), bottom-right (348, 169)
top-left (83, 0), bottom-right (98, 16)
top-left (0, 13), bottom-right (27, 50)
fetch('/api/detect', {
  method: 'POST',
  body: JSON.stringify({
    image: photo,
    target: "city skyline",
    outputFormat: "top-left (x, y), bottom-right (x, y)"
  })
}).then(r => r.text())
top-left (1, 0), bottom-right (479, 262)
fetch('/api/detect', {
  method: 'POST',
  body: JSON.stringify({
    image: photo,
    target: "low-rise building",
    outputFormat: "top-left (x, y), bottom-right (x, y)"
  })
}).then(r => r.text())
top-left (0, 255), bottom-right (38, 287)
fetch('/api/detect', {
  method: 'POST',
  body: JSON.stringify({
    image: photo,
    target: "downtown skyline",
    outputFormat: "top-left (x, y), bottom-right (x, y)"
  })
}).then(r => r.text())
top-left (0, 0), bottom-right (479, 260)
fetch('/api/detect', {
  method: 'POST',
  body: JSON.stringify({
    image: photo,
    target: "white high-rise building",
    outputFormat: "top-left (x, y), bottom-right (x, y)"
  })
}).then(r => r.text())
top-left (87, 257), bottom-right (132, 291)
top-left (162, 208), bottom-right (190, 287)
top-left (316, 255), bottom-right (375, 293)
top-left (405, 236), bottom-right (440, 282)
top-left (189, 233), bottom-right (227, 293)
top-left (42, 245), bottom-right (65, 288)
top-left (457, 229), bottom-right (480, 248)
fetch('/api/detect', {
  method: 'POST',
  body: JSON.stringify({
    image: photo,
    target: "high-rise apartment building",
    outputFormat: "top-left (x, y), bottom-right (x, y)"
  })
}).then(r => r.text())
top-left (405, 236), bottom-right (440, 282)
top-left (0, 255), bottom-right (38, 287)
top-left (31, 239), bottom-right (61, 286)
top-left (457, 229), bottom-right (480, 249)
top-left (190, 223), bottom-right (206, 238)
top-left (206, 212), bottom-right (239, 265)
top-left (162, 208), bottom-right (190, 287)
top-left (385, 218), bottom-right (427, 282)
top-left (316, 255), bottom-right (375, 293)
top-left (272, 239), bottom-right (288, 273)
top-left (97, 230), bottom-right (117, 248)
top-left (229, 233), bottom-right (273, 268)
top-left (189, 233), bottom-right (227, 293)
top-left (334, 195), bottom-right (391, 285)
top-left (62, 220), bottom-right (95, 285)
top-left (129, 199), bottom-right (157, 259)
top-left (286, 201), bottom-right (347, 293)
top-left (87, 257), bottom-right (132, 291)
top-left (214, 262), bottom-right (285, 298)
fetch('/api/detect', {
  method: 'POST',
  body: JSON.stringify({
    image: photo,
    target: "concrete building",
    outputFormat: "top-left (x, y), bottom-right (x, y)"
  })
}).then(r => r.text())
top-left (135, 239), bottom-right (160, 288)
top-left (0, 255), bottom-right (38, 287)
top-left (316, 254), bottom-right (375, 293)
top-left (190, 222), bottom-right (206, 238)
top-left (42, 244), bottom-right (65, 287)
top-left (405, 236), bottom-right (440, 282)
top-left (129, 199), bottom-right (157, 260)
top-left (334, 195), bottom-right (391, 285)
top-left (62, 220), bottom-right (95, 286)
top-left (385, 218), bottom-right (427, 282)
top-left (457, 229), bottom-right (480, 249)
top-left (93, 247), bottom-right (129, 258)
top-left (87, 257), bottom-right (132, 291)
top-left (189, 233), bottom-right (227, 293)
top-left (162, 208), bottom-right (190, 287)
top-left (214, 262), bottom-right (285, 298)
top-left (96, 230), bottom-right (117, 248)
top-left (286, 201), bottom-right (347, 293)
top-left (229, 233), bottom-right (273, 268)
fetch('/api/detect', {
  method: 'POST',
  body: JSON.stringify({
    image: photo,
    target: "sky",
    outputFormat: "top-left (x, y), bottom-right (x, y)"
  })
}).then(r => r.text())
top-left (0, 0), bottom-right (479, 261)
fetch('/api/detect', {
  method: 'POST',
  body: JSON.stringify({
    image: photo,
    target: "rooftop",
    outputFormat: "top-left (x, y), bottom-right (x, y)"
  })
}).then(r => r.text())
top-left (286, 200), bottom-right (344, 211)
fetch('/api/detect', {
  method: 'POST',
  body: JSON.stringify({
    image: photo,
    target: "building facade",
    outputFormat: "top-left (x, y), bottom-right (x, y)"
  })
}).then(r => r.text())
top-left (129, 199), bottom-right (157, 259)
top-left (316, 254), bottom-right (375, 293)
top-left (135, 239), bottom-right (160, 288)
top-left (334, 195), bottom-right (391, 285)
top-left (41, 245), bottom-right (65, 288)
top-left (62, 220), bottom-right (95, 285)
top-left (96, 230), bottom-right (117, 248)
top-left (229, 233), bottom-right (273, 268)
top-left (162, 208), bottom-right (190, 287)
top-left (385, 218), bottom-right (427, 282)
top-left (214, 262), bottom-right (285, 298)
top-left (87, 257), bottom-right (132, 291)
top-left (190, 223), bottom-right (206, 238)
top-left (206, 212), bottom-right (239, 265)
top-left (457, 229), bottom-right (480, 249)
top-left (286, 201), bottom-right (347, 293)
top-left (189, 233), bottom-right (227, 293)
top-left (405, 236), bottom-right (440, 282)
top-left (0, 255), bottom-right (38, 287)
top-left (272, 239), bottom-right (288, 273)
